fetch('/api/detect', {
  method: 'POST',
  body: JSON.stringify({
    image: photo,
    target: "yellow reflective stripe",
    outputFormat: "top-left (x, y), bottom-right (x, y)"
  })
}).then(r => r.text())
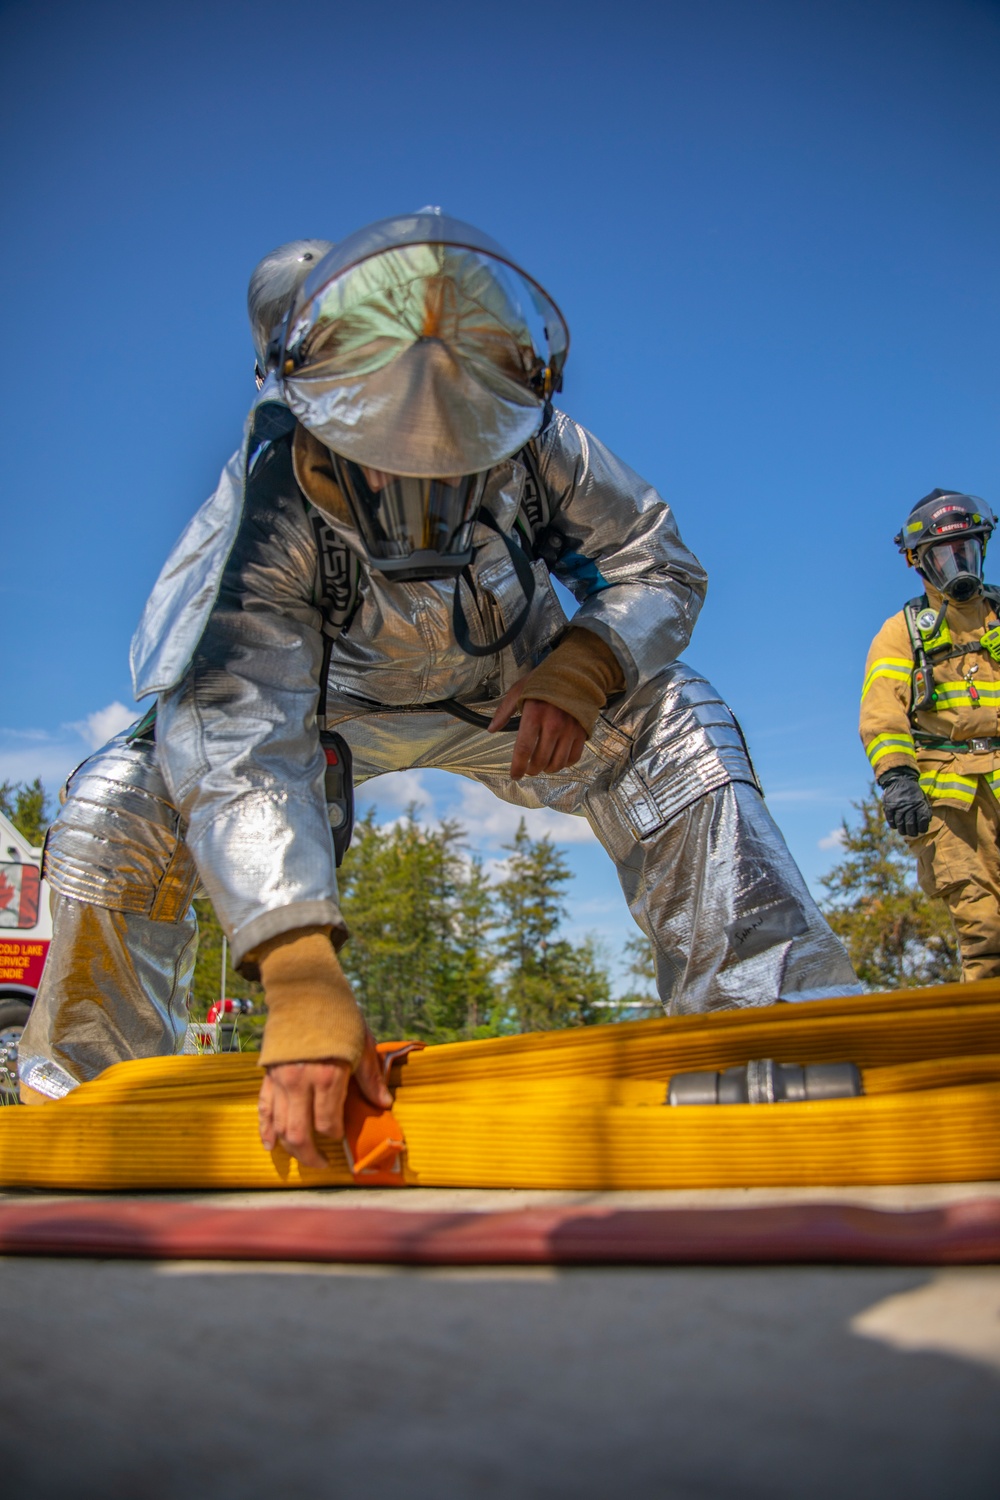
top-left (862, 668), bottom-right (911, 692)
top-left (862, 658), bottom-right (912, 699)
top-left (919, 770), bottom-right (978, 804)
top-left (869, 745), bottom-right (916, 767)
top-left (866, 733), bottom-right (917, 768)
top-left (867, 732), bottom-right (915, 749)
top-left (918, 770), bottom-right (978, 788)
top-left (934, 682), bottom-right (1000, 697)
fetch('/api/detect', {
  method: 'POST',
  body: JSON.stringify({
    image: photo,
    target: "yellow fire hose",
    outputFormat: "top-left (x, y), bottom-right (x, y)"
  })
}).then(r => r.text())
top-left (3, 979), bottom-right (999, 1192)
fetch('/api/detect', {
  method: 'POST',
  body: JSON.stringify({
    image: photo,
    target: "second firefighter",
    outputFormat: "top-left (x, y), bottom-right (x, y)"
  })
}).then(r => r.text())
top-left (861, 489), bottom-right (1000, 980)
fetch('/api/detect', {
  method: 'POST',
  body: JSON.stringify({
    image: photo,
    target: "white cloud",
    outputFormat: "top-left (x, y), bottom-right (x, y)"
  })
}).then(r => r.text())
top-left (0, 738), bottom-right (86, 791)
top-left (0, 700), bottom-right (141, 797)
top-left (452, 779), bottom-right (597, 846)
top-left (356, 768), bottom-right (436, 815)
top-left (818, 827), bottom-right (846, 851)
top-left (356, 766), bottom-right (598, 851)
top-left (68, 701), bottom-right (136, 751)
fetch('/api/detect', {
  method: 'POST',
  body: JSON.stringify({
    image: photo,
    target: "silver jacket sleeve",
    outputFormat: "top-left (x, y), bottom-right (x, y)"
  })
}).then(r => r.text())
top-left (155, 432), bottom-right (345, 971)
top-left (130, 380), bottom-right (290, 702)
top-left (536, 413), bottom-right (707, 691)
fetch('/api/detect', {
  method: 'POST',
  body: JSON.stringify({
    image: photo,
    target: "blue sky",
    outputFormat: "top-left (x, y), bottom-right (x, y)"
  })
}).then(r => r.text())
top-left (2, 0), bottom-right (999, 985)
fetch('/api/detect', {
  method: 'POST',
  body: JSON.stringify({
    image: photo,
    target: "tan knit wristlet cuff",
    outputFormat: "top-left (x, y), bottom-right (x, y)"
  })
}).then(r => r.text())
top-left (516, 627), bottom-right (626, 736)
top-left (255, 926), bottom-right (367, 1069)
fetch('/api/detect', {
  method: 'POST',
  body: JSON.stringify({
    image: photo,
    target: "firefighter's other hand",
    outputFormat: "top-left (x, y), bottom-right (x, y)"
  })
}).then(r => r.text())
top-left (354, 1026), bottom-right (394, 1113)
top-left (878, 768), bottom-right (932, 838)
top-left (258, 1030), bottom-right (392, 1169)
top-left (488, 690), bottom-right (588, 781)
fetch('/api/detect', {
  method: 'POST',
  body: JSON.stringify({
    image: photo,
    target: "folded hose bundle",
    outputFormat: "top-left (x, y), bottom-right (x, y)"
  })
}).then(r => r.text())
top-left (2, 980), bottom-right (1000, 1191)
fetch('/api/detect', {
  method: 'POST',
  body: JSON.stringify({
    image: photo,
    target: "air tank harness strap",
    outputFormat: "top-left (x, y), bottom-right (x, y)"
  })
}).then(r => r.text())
top-left (904, 596), bottom-right (944, 714)
top-left (452, 510), bottom-right (536, 659)
top-left (915, 642), bottom-right (999, 667)
top-left (904, 595), bottom-right (1000, 714)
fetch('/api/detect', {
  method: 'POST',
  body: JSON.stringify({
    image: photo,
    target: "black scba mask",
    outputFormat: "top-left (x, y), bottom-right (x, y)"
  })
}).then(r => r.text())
top-left (897, 490), bottom-right (995, 603)
top-left (918, 536), bottom-right (984, 602)
top-left (332, 454), bottom-right (535, 656)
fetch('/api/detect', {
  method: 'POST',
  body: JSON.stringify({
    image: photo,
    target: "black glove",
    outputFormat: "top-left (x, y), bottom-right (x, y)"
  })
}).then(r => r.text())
top-left (878, 767), bottom-right (932, 837)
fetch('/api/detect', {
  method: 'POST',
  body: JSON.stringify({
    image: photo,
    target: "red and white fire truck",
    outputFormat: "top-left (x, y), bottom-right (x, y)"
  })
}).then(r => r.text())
top-left (0, 808), bottom-right (52, 1099)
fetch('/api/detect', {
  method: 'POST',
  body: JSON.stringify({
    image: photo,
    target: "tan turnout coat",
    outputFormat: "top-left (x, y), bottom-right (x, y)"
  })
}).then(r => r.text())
top-left (860, 585), bottom-right (1000, 811)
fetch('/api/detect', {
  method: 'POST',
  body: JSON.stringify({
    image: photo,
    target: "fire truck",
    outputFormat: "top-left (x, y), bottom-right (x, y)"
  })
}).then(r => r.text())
top-left (0, 809), bottom-right (52, 1100)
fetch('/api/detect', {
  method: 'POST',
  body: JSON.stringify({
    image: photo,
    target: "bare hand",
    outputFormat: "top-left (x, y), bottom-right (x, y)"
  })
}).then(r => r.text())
top-left (258, 1027), bottom-right (393, 1169)
top-left (488, 686), bottom-right (588, 781)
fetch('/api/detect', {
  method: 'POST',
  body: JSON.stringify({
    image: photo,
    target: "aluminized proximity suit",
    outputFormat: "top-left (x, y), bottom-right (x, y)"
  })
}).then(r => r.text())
top-left (861, 583), bottom-right (1000, 979)
top-left (20, 390), bottom-right (856, 1097)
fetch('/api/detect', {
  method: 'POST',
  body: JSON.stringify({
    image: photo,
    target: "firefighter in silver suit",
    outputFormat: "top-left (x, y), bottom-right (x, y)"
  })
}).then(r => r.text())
top-left (19, 215), bottom-right (857, 1159)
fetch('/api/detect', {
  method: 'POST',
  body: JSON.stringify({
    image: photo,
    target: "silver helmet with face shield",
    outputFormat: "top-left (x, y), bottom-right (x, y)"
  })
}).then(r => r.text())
top-left (272, 210), bottom-right (569, 581)
top-left (247, 239), bottom-right (334, 381)
top-left (895, 489), bottom-right (996, 603)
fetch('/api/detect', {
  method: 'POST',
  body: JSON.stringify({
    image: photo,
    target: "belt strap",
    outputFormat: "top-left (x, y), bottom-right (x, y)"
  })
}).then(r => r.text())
top-left (912, 732), bottom-right (1000, 751)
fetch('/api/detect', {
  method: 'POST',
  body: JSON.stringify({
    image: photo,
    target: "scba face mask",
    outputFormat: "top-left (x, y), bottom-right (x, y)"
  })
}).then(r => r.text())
top-left (919, 536), bottom-right (985, 602)
top-left (331, 457), bottom-right (487, 582)
top-left (331, 452), bottom-right (536, 657)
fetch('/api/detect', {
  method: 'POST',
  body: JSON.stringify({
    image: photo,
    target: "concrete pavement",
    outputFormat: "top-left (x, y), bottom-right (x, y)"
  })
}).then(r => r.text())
top-left (2, 1185), bottom-right (999, 1498)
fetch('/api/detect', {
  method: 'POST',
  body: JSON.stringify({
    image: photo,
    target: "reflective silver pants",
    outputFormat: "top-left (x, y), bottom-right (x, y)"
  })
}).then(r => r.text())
top-left (18, 734), bottom-right (199, 1099)
top-left (20, 667), bottom-right (856, 1094)
top-left (326, 681), bottom-right (856, 1015)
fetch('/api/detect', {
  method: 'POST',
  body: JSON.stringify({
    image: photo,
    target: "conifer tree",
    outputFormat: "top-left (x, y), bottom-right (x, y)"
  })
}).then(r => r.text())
top-left (189, 806), bottom-right (619, 1045)
top-left (0, 778), bottom-right (51, 847)
top-left (337, 808), bottom-right (492, 1039)
top-left (618, 933), bottom-right (661, 1016)
top-left (451, 855), bottom-right (501, 1037)
top-left (494, 820), bottom-right (611, 1030)
top-left (819, 786), bottom-right (960, 988)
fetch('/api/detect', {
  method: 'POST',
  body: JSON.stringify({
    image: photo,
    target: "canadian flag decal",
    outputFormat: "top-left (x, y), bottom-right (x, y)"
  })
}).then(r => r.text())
top-left (0, 864), bottom-right (41, 928)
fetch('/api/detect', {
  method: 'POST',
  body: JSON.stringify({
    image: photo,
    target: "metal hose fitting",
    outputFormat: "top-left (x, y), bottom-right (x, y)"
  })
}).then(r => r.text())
top-left (668, 1059), bottom-right (862, 1106)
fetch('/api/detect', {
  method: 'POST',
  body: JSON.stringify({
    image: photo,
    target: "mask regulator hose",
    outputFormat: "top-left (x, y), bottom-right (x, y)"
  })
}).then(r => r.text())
top-left (452, 512), bottom-right (536, 658)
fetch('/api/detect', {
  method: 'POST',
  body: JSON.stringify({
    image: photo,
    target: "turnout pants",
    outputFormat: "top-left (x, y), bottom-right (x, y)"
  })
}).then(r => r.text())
top-left (19, 664), bottom-right (857, 1097)
top-left (912, 781), bottom-right (1000, 981)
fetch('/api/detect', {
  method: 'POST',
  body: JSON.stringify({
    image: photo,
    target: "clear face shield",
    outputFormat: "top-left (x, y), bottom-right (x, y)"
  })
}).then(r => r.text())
top-left (331, 458), bottom-right (488, 581)
top-left (918, 536), bottom-right (985, 602)
top-left (269, 213), bottom-right (569, 653)
top-left (275, 211), bottom-right (569, 481)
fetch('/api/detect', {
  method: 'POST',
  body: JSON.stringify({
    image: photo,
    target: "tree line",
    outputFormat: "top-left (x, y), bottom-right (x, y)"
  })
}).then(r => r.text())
top-left (0, 775), bottom-right (963, 1033)
top-left (194, 811), bottom-right (655, 1041)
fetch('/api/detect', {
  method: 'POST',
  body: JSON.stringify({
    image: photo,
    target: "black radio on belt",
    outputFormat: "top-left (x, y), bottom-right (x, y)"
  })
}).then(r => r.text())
top-left (319, 730), bottom-right (354, 867)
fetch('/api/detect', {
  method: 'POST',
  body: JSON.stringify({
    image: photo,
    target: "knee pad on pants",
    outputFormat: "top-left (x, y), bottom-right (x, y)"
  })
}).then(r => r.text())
top-left (43, 730), bottom-right (199, 922)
